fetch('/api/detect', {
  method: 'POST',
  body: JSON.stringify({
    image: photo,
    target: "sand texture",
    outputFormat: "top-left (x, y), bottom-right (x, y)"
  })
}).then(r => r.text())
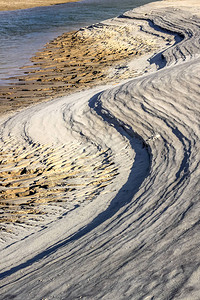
top-left (0, 16), bottom-right (175, 115)
top-left (0, 0), bottom-right (79, 11)
top-left (0, 0), bottom-right (200, 299)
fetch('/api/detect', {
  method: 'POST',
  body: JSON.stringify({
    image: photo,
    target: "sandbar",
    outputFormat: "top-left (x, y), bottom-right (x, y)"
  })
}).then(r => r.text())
top-left (0, 0), bottom-right (79, 11)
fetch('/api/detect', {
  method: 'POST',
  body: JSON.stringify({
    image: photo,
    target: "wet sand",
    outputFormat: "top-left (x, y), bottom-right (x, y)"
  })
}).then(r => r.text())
top-left (0, 17), bottom-right (175, 115)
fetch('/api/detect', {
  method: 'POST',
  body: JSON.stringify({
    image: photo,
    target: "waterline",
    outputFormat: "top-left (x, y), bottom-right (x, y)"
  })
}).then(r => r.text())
top-left (0, 0), bottom-right (159, 84)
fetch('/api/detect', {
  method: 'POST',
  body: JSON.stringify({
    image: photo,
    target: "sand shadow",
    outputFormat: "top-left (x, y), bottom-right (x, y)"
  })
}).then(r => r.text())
top-left (119, 14), bottom-right (184, 69)
top-left (0, 91), bottom-right (151, 283)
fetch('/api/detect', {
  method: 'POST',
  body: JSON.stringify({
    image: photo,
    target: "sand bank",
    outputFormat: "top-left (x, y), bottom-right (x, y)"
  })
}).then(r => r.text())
top-left (0, 17), bottom-right (176, 115)
top-left (0, 0), bottom-right (79, 11)
top-left (0, 0), bottom-right (200, 299)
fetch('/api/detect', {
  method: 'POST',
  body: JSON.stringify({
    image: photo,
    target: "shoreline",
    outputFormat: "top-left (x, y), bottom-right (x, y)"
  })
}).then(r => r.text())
top-left (1, 0), bottom-right (200, 117)
top-left (0, 15), bottom-right (177, 116)
top-left (0, 0), bottom-right (80, 11)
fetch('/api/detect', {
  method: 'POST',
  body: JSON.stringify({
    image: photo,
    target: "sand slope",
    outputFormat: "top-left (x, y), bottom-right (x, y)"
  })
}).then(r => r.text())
top-left (0, 1), bottom-right (200, 299)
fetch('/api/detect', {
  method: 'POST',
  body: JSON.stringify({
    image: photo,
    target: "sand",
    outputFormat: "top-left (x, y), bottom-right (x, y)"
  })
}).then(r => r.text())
top-left (0, 0), bottom-right (79, 11)
top-left (0, 0), bottom-right (200, 299)
top-left (0, 17), bottom-right (174, 115)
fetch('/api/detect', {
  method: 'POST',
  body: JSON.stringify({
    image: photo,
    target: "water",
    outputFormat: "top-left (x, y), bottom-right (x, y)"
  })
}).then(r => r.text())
top-left (0, 0), bottom-right (158, 84)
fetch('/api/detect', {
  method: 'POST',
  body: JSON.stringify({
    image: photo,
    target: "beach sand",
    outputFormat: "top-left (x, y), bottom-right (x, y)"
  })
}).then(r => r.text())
top-left (0, 1), bottom-right (200, 299)
top-left (0, 0), bottom-right (79, 11)
top-left (0, 16), bottom-right (174, 115)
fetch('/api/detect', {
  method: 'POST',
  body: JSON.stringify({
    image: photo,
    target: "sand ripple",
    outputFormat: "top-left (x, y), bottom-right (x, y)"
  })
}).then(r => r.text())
top-left (0, 2), bottom-right (200, 299)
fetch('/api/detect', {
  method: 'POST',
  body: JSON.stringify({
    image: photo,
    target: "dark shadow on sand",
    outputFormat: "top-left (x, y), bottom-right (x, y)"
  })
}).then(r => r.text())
top-left (0, 90), bottom-right (151, 284)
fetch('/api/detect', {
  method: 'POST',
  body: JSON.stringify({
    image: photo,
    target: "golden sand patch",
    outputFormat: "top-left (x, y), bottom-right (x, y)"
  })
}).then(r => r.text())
top-left (0, 141), bottom-right (118, 235)
top-left (0, 23), bottom-right (158, 115)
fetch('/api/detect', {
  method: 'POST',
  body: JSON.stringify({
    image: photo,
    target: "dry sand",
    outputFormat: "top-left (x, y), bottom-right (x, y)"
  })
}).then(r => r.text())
top-left (0, 0), bottom-right (79, 11)
top-left (0, 0), bottom-right (200, 299)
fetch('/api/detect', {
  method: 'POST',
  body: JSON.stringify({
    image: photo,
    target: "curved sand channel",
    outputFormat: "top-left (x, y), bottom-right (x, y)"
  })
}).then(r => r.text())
top-left (0, 1), bottom-right (200, 299)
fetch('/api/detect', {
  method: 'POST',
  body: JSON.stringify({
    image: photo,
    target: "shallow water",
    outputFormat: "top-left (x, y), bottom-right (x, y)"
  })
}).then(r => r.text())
top-left (0, 0), bottom-right (158, 83)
